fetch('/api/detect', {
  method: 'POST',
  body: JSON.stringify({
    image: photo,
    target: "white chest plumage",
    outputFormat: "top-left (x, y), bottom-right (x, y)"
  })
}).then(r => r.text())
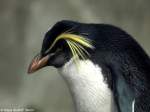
top-left (59, 59), bottom-right (117, 112)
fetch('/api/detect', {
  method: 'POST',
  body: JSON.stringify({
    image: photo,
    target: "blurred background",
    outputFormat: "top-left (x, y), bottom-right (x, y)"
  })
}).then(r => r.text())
top-left (0, 0), bottom-right (149, 112)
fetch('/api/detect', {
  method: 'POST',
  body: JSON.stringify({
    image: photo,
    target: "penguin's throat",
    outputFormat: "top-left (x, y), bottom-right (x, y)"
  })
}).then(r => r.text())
top-left (59, 59), bottom-right (116, 112)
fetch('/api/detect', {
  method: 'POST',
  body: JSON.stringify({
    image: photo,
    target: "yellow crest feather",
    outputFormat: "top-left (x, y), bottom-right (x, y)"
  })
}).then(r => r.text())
top-left (46, 33), bottom-right (94, 61)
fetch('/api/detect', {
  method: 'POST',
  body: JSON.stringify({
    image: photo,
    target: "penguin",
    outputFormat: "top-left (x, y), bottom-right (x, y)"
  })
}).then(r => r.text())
top-left (28, 20), bottom-right (150, 112)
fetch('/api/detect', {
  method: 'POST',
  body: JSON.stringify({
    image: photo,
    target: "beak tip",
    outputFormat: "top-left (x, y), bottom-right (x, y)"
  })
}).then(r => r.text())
top-left (27, 68), bottom-right (33, 74)
top-left (27, 63), bottom-right (34, 74)
top-left (27, 71), bottom-right (31, 74)
top-left (27, 54), bottom-right (49, 75)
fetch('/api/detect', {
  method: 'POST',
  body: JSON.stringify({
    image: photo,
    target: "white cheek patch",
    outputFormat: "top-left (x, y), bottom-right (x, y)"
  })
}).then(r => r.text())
top-left (59, 59), bottom-right (117, 112)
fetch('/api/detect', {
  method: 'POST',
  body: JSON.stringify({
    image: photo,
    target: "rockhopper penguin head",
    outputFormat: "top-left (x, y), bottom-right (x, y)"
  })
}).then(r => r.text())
top-left (28, 20), bottom-right (95, 73)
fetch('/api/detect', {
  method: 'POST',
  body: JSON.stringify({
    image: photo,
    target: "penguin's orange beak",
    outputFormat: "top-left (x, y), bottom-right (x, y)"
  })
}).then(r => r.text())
top-left (28, 54), bottom-right (49, 74)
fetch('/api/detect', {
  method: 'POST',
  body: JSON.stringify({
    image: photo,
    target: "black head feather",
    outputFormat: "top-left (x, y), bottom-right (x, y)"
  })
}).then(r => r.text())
top-left (41, 20), bottom-right (79, 56)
